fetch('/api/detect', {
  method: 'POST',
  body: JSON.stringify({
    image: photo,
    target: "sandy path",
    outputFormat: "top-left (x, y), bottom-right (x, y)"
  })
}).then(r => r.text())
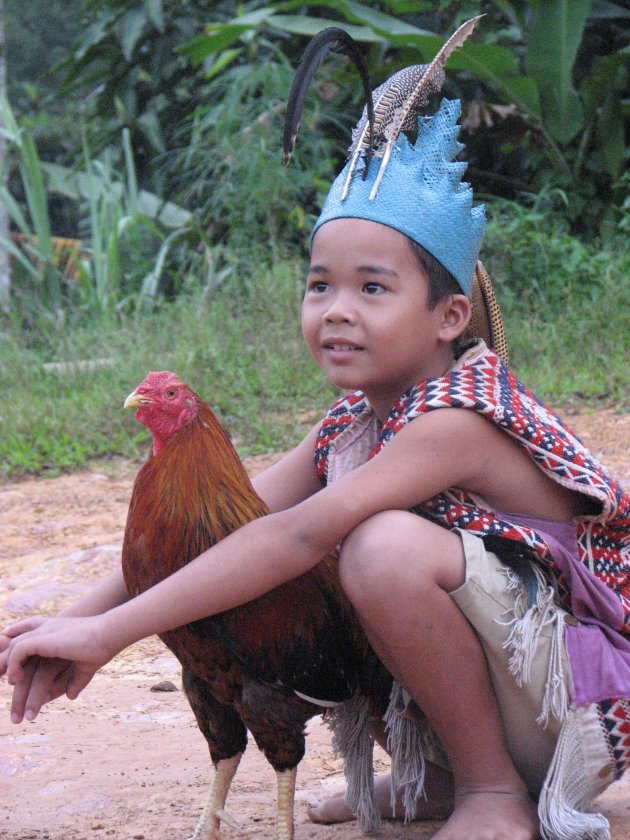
top-left (2, 406), bottom-right (630, 839)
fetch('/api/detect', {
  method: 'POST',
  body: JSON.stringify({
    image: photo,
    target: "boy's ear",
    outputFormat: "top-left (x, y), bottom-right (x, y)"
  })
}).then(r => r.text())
top-left (438, 294), bottom-right (471, 343)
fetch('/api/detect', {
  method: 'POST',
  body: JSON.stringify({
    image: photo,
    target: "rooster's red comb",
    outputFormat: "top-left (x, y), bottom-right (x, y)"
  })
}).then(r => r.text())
top-left (136, 371), bottom-right (186, 392)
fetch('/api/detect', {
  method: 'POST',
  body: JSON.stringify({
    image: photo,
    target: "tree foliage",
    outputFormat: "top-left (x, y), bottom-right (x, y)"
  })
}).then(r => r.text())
top-left (6, 0), bottom-right (630, 249)
top-left (51, 1), bottom-right (629, 238)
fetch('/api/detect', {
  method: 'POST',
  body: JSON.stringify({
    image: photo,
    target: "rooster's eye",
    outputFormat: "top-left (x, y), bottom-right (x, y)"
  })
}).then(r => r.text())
top-left (165, 388), bottom-right (177, 399)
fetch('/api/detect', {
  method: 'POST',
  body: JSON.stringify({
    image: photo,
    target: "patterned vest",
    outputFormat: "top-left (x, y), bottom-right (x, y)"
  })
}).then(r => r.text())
top-left (315, 342), bottom-right (630, 787)
top-left (315, 341), bottom-right (630, 624)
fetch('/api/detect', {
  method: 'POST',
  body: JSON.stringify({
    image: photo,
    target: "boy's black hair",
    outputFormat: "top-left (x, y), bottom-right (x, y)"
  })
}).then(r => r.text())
top-left (407, 237), bottom-right (462, 309)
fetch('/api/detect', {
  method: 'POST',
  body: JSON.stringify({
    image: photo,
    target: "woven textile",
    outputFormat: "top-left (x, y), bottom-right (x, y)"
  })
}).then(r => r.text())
top-left (315, 344), bottom-right (630, 620)
top-left (314, 341), bottom-right (630, 792)
top-left (598, 698), bottom-right (630, 777)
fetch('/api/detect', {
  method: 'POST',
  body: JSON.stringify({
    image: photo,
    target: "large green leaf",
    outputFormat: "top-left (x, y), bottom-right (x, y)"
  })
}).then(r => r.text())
top-left (120, 9), bottom-right (148, 62)
top-left (317, 0), bottom-right (432, 35)
top-left (182, 27), bottom-right (253, 65)
top-left (204, 48), bottom-right (243, 81)
top-left (599, 90), bottom-right (626, 180)
top-left (580, 53), bottom-right (627, 127)
top-left (581, 53), bottom-right (629, 180)
top-left (527, 0), bottom-right (591, 145)
top-left (43, 163), bottom-right (192, 228)
top-left (184, 0), bottom-right (409, 64)
top-left (184, 1), bottom-right (286, 60)
top-left (143, 0), bottom-right (164, 32)
top-left (267, 14), bottom-right (383, 42)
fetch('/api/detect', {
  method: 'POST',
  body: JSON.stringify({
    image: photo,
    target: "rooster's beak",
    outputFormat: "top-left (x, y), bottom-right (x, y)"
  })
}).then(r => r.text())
top-left (124, 390), bottom-right (151, 409)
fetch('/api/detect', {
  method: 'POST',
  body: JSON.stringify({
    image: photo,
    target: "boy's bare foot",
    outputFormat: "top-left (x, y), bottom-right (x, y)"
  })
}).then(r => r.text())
top-left (307, 764), bottom-right (454, 824)
top-left (431, 789), bottom-right (539, 840)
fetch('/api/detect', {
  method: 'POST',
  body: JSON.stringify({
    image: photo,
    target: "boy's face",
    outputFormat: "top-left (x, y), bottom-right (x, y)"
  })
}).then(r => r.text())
top-left (303, 218), bottom-right (460, 420)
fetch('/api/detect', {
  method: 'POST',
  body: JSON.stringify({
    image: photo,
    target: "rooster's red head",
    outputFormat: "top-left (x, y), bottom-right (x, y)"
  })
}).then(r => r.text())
top-left (124, 371), bottom-right (199, 455)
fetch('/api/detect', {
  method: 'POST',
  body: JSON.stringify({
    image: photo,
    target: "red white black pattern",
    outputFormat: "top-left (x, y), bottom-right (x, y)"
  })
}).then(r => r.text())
top-left (315, 346), bottom-right (630, 624)
top-left (597, 698), bottom-right (630, 778)
top-left (315, 343), bottom-right (630, 780)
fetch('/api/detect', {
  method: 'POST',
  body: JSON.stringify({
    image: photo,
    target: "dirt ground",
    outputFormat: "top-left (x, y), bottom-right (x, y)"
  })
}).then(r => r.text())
top-left (2, 406), bottom-right (630, 840)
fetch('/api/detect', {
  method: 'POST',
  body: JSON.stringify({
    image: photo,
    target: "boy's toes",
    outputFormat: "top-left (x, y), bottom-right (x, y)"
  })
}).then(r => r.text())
top-left (305, 794), bottom-right (355, 825)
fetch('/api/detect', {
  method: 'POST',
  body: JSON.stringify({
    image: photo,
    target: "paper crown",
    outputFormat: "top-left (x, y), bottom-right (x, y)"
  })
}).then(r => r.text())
top-left (311, 98), bottom-right (485, 295)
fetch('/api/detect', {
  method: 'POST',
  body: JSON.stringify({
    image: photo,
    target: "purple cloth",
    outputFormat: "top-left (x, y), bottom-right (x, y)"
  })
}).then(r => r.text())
top-left (504, 511), bottom-right (630, 706)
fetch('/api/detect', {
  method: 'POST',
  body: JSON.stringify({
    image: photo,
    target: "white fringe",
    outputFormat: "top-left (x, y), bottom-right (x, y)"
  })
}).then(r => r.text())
top-left (501, 567), bottom-right (569, 726)
top-left (327, 685), bottom-right (433, 834)
top-left (383, 683), bottom-right (428, 822)
top-left (538, 709), bottom-right (611, 840)
top-left (326, 693), bottom-right (381, 835)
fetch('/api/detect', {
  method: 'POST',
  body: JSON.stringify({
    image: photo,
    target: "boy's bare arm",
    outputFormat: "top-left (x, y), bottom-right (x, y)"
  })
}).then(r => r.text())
top-left (6, 407), bottom-right (550, 719)
top-left (251, 422), bottom-right (323, 512)
top-left (4, 411), bottom-right (472, 659)
top-left (0, 429), bottom-right (321, 705)
top-left (1, 429), bottom-right (321, 722)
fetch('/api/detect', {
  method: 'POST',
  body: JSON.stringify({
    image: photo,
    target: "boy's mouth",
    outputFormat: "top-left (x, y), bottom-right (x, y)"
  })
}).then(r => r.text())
top-left (325, 343), bottom-right (362, 351)
top-left (322, 338), bottom-right (363, 352)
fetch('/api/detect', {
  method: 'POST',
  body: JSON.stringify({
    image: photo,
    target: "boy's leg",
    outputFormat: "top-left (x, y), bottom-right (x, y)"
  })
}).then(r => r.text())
top-left (329, 510), bottom-right (538, 840)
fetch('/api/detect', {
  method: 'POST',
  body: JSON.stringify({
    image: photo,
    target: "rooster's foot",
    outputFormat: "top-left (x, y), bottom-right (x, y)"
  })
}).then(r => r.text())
top-left (188, 752), bottom-right (243, 839)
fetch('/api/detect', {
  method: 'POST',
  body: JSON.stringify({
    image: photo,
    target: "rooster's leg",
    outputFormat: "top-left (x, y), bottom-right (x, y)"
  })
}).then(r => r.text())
top-left (189, 751), bottom-right (243, 840)
top-left (182, 670), bottom-right (248, 839)
top-left (273, 767), bottom-right (297, 840)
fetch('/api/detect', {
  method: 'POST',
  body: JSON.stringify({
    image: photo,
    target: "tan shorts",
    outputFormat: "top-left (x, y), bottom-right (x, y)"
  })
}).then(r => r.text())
top-left (400, 528), bottom-right (574, 796)
top-left (451, 529), bottom-right (574, 794)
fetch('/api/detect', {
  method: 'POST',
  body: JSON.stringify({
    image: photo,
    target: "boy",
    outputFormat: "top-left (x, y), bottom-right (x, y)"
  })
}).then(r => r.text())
top-left (3, 97), bottom-right (630, 840)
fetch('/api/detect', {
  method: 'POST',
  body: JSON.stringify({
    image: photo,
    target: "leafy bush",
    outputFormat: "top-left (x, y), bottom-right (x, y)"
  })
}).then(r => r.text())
top-left (0, 98), bottom-right (198, 330)
top-left (171, 60), bottom-right (339, 262)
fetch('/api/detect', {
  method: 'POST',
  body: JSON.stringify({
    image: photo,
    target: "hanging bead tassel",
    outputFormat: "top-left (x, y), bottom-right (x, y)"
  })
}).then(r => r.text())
top-left (327, 692), bottom-right (381, 835)
top-left (384, 682), bottom-right (427, 821)
top-left (538, 708), bottom-right (611, 840)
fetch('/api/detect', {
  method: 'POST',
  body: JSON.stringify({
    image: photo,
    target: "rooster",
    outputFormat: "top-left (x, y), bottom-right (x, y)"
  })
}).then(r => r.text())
top-left (122, 370), bottom-right (390, 840)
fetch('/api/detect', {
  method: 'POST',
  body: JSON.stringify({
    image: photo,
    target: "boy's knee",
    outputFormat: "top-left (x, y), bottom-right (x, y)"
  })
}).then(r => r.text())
top-left (339, 511), bottom-right (465, 603)
top-left (340, 511), bottom-right (394, 573)
top-left (339, 511), bottom-right (428, 603)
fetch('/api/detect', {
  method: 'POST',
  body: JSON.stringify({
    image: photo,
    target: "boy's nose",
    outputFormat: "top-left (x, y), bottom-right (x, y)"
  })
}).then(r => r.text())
top-left (324, 293), bottom-right (355, 324)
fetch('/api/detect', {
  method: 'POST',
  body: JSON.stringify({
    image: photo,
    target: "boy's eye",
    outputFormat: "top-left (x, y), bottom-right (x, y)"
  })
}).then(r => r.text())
top-left (363, 281), bottom-right (385, 295)
top-left (307, 280), bottom-right (329, 293)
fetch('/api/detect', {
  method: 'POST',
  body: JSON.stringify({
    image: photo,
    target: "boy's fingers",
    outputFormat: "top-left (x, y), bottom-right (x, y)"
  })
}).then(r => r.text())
top-left (66, 666), bottom-right (95, 700)
top-left (10, 657), bottom-right (39, 723)
top-left (1, 620), bottom-right (47, 678)
top-left (22, 659), bottom-right (71, 722)
top-left (0, 636), bottom-right (10, 677)
top-left (6, 634), bottom-right (50, 686)
top-left (2, 616), bottom-right (46, 638)
top-left (50, 662), bottom-right (74, 694)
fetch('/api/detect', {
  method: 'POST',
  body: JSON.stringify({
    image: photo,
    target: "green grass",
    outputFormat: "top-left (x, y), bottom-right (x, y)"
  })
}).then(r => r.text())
top-left (2, 201), bottom-right (629, 480)
top-left (483, 199), bottom-right (630, 403)
top-left (1, 259), bottom-right (335, 479)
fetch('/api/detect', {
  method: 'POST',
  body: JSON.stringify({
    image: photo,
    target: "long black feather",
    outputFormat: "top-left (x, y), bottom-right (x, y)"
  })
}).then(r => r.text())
top-left (283, 27), bottom-right (374, 173)
top-left (482, 534), bottom-right (539, 609)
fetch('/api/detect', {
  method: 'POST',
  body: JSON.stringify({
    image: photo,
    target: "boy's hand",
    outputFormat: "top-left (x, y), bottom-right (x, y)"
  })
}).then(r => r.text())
top-left (1, 616), bottom-right (48, 677)
top-left (9, 655), bottom-right (79, 723)
top-left (3, 614), bottom-right (118, 723)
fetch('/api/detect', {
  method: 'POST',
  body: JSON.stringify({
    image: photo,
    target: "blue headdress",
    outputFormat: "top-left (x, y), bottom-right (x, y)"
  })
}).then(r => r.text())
top-left (312, 99), bottom-right (485, 294)
top-left (283, 18), bottom-right (485, 295)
